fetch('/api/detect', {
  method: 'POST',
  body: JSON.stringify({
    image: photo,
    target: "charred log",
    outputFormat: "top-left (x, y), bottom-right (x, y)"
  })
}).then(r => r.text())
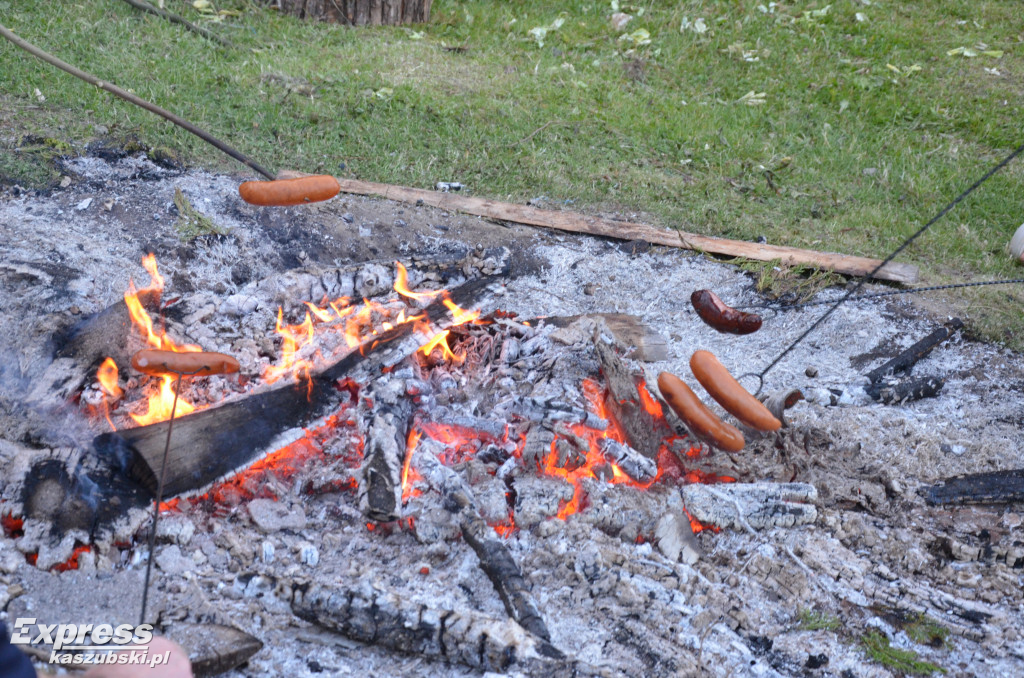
top-left (164, 623), bottom-right (263, 677)
top-left (864, 318), bottom-right (962, 384)
top-left (593, 334), bottom-right (671, 460)
top-left (415, 442), bottom-right (557, 645)
top-left (680, 482), bottom-right (818, 531)
top-left (290, 582), bottom-right (569, 673)
top-left (26, 290), bottom-right (160, 408)
top-left (864, 376), bottom-right (944, 404)
top-left (922, 469), bottom-right (1024, 506)
top-left (358, 407), bottom-right (409, 523)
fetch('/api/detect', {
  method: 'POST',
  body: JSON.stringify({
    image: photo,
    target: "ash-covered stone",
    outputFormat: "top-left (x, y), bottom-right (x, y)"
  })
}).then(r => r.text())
top-left (248, 498), bottom-right (308, 533)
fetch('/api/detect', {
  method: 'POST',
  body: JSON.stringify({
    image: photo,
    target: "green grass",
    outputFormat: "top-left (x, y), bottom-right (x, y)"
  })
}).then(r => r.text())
top-left (861, 630), bottom-right (947, 675)
top-left (797, 608), bottom-right (842, 632)
top-left (1, 0), bottom-right (1022, 345)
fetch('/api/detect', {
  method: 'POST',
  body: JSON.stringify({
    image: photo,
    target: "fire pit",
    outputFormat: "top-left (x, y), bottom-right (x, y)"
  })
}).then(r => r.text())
top-left (2, 153), bottom-right (1024, 676)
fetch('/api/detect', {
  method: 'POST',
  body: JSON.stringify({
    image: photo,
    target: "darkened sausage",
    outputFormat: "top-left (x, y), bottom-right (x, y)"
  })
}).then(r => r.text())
top-left (238, 175), bottom-right (340, 206)
top-left (689, 350), bottom-right (781, 431)
top-left (131, 349), bottom-right (240, 377)
top-left (690, 289), bottom-right (762, 335)
top-left (657, 371), bottom-right (746, 452)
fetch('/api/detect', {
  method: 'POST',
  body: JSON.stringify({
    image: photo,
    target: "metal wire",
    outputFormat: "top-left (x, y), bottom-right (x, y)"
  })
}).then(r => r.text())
top-left (751, 138), bottom-right (1024, 394)
top-left (733, 278), bottom-right (1024, 311)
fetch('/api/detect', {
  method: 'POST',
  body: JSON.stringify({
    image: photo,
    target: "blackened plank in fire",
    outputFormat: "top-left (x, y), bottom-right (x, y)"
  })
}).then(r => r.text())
top-left (95, 276), bottom-right (501, 498)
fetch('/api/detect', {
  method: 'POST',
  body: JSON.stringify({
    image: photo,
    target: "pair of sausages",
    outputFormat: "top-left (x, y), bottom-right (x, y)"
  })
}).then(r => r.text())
top-left (238, 175), bottom-right (340, 207)
top-left (658, 351), bottom-right (780, 452)
top-left (131, 349), bottom-right (240, 377)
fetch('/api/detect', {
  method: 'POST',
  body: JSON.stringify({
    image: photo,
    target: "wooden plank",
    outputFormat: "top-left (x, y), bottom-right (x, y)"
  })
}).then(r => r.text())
top-left (337, 179), bottom-right (920, 283)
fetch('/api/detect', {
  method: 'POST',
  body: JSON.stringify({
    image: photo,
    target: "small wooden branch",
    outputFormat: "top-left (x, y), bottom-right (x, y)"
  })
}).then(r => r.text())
top-left (119, 0), bottom-right (234, 47)
top-left (0, 23), bottom-right (274, 179)
top-left (337, 178), bottom-right (920, 283)
top-left (923, 469), bottom-right (1024, 506)
top-left (865, 318), bottom-right (963, 384)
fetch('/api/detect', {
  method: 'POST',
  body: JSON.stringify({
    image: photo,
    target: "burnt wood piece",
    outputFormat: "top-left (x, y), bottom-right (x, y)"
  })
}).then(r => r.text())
top-left (164, 623), bottom-right (263, 677)
top-left (923, 469), bottom-right (1024, 506)
top-left (95, 277), bottom-right (498, 497)
top-left (864, 318), bottom-right (963, 384)
top-left (594, 336), bottom-right (670, 460)
top-left (599, 438), bottom-right (656, 483)
top-left (359, 387), bottom-right (413, 522)
top-left (27, 291), bottom-right (160, 407)
top-left (290, 582), bottom-right (568, 673)
top-left (415, 443), bottom-right (557, 645)
top-left (535, 313), bottom-right (670, 362)
top-left (864, 376), bottom-right (944, 404)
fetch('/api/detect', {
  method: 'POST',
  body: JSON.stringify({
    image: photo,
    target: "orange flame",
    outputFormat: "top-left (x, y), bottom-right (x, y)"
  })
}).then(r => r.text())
top-left (402, 429), bottom-right (425, 502)
top-left (117, 255), bottom-right (203, 426)
top-left (95, 358), bottom-right (123, 430)
top-left (394, 262), bottom-right (442, 303)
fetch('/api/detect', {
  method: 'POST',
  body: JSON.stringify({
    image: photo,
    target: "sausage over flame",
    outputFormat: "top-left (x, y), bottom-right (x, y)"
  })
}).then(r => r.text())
top-left (238, 175), bottom-right (340, 206)
top-left (689, 350), bottom-right (781, 432)
top-left (690, 289), bottom-right (762, 335)
top-left (657, 371), bottom-right (745, 452)
top-left (131, 350), bottom-right (240, 377)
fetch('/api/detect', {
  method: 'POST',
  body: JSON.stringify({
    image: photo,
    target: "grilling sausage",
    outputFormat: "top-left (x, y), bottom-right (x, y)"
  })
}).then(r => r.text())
top-left (690, 289), bottom-right (762, 335)
top-left (657, 371), bottom-right (745, 452)
top-left (238, 175), bottom-right (340, 206)
top-left (689, 350), bottom-right (781, 431)
top-left (131, 350), bottom-right (240, 377)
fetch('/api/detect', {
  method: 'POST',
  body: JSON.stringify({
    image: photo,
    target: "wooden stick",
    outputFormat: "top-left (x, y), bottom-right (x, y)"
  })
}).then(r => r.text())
top-left (864, 318), bottom-right (963, 384)
top-left (0, 23), bottom-right (274, 180)
top-left (119, 0), bottom-right (234, 47)
top-left (336, 179), bottom-right (920, 283)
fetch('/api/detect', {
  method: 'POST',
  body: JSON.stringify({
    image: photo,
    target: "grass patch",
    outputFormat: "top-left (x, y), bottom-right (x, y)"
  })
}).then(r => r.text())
top-left (861, 630), bottom-right (947, 675)
top-left (1, 0), bottom-right (1022, 345)
top-left (797, 608), bottom-right (843, 632)
top-left (173, 187), bottom-right (229, 242)
top-left (740, 260), bottom-right (846, 304)
top-left (905, 614), bottom-right (951, 649)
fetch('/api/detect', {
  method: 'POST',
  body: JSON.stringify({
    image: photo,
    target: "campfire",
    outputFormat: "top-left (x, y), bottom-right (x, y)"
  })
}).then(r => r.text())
top-left (4, 157), bottom-right (1023, 676)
